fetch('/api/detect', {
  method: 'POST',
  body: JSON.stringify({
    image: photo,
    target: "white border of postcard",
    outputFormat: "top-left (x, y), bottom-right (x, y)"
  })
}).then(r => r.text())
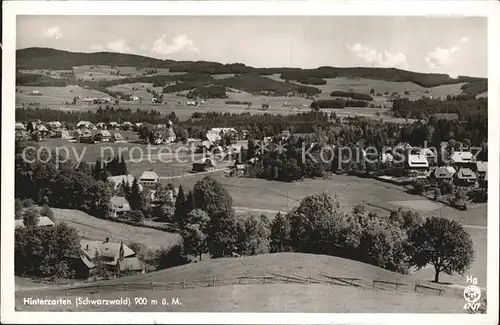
top-left (2, 1), bottom-right (499, 324)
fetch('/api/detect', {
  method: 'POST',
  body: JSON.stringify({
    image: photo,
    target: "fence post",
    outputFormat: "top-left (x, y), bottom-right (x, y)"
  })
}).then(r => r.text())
top-left (372, 281), bottom-right (375, 289)
top-left (395, 283), bottom-right (399, 291)
top-left (212, 276), bottom-right (216, 287)
top-left (263, 276), bottom-right (266, 284)
top-left (414, 284), bottom-right (417, 292)
top-left (182, 278), bottom-right (186, 289)
top-left (238, 276), bottom-right (241, 284)
top-left (308, 274), bottom-right (311, 284)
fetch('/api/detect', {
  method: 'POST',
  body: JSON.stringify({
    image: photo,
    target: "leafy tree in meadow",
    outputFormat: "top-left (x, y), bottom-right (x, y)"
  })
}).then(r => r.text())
top-left (407, 217), bottom-right (475, 283)
top-left (388, 208), bottom-right (423, 232)
top-left (235, 214), bottom-right (271, 256)
top-left (153, 204), bottom-right (175, 223)
top-left (181, 223), bottom-right (207, 261)
top-left (288, 191), bottom-right (362, 256)
top-left (15, 222), bottom-right (80, 278)
top-left (193, 176), bottom-right (237, 257)
top-left (356, 215), bottom-right (410, 273)
top-left (270, 212), bottom-right (292, 253)
top-left (181, 209), bottom-right (210, 261)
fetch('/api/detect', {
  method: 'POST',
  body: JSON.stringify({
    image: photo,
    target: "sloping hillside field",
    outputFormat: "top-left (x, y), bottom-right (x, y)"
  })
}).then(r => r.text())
top-left (16, 253), bottom-right (465, 312)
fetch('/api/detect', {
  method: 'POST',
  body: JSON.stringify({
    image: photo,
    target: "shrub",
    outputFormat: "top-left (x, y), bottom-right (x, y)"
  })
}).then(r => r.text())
top-left (154, 244), bottom-right (189, 270)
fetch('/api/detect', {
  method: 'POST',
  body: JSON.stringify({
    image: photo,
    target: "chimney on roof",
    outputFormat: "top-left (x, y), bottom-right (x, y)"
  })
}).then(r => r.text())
top-left (85, 244), bottom-right (89, 251)
top-left (105, 237), bottom-right (110, 243)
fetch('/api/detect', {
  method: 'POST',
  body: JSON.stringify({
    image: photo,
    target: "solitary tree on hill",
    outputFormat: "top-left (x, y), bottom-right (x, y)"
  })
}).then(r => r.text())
top-left (407, 216), bottom-right (475, 283)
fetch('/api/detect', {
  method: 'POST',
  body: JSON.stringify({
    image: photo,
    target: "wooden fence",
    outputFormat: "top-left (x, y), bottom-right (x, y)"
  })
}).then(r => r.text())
top-left (29, 273), bottom-right (448, 298)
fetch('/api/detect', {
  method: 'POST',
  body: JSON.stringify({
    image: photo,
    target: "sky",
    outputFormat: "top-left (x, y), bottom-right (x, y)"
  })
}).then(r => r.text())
top-left (17, 16), bottom-right (487, 78)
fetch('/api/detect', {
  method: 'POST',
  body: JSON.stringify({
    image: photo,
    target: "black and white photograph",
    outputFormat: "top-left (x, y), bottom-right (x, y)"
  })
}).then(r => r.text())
top-left (1, 1), bottom-right (499, 324)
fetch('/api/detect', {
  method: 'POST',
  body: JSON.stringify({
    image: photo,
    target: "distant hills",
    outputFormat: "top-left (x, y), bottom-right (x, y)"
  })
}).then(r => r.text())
top-left (16, 47), bottom-right (487, 92)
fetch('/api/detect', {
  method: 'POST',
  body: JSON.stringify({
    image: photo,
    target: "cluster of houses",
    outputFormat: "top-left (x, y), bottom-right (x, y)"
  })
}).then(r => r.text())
top-left (377, 145), bottom-right (487, 188)
top-left (15, 216), bottom-right (144, 278)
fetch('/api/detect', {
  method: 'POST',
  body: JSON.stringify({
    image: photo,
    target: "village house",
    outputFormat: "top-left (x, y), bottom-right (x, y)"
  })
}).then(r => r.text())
top-left (110, 196), bottom-right (130, 218)
top-left (77, 121), bottom-right (94, 129)
top-left (406, 154), bottom-right (429, 177)
top-left (476, 161), bottom-right (487, 178)
top-left (47, 121), bottom-right (62, 129)
top-left (15, 122), bottom-right (25, 131)
top-left (206, 131), bottom-right (221, 145)
top-left (430, 166), bottom-right (456, 183)
top-left (381, 151), bottom-right (394, 164)
top-left (97, 129), bottom-right (112, 142)
top-left (139, 170), bottom-right (159, 188)
top-left (420, 148), bottom-right (438, 165)
top-left (107, 174), bottom-right (143, 193)
top-left (108, 122), bottom-right (120, 130)
top-left (192, 157), bottom-right (216, 173)
top-left (69, 238), bottom-right (143, 279)
top-left (454, 168), bottom-right (478, 187)
top-left (431, 113), bottom-right (459, 121)
top-left (112, 132), bottom-right (126, 143)
top-left (15, 216), bottom-right (56, 228)
top-left (121, 121), bottom-right (133, 130)
top-left (96, 122), bottom-right (107, 129)
top-left (450, 151), bottom-right (476, 169)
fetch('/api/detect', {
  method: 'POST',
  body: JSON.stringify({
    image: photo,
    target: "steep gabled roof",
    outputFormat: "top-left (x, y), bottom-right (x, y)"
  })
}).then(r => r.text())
top-left (450, 151), bottom-right (475, 164)
top-left (407, 155), bottom-right (429, 168)
top-left (456, 168), bottom-right (477, 180)
top-left (433, 166), bottom-right (456, 179)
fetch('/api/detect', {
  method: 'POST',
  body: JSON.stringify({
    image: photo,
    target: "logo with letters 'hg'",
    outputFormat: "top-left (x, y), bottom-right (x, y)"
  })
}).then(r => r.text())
top-left (463, 275), bottom-right (482, 312)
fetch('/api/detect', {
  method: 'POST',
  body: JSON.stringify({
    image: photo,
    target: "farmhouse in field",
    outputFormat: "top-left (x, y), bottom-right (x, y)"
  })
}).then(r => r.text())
top-left (48, 121), bottom-right (62, 129)
top-left (450, 151), bottom-right (476, 168)
top-left (108, 122), bottom-right (120, 130)
top-left (107, 174), bottom-right (143, 193)
top-left (97, 129), bottom-right (112, 142)
top-left (139, 170), bottom-right (159, 187)
top-left (15, 122), bottom-right (26, 131)
top-left (476, 161), bottom-right (487, 178)
top-left (77, 120), bottom-right (94, 129)
top-left (192, 157), bottom-right (216, 173)
top-left (69, 238), bottom-right (143, 279)
top-left (112, 132), bottom-right (126, 143)
top-left (454, 168), bottom-right (477, 186)
top-left (96, 122), bottom-right (107, 129)
top-left (406, 154), bottom-right (429, 177)
top-left (110, 196), bottom-right (130, 218)
top-left (420, 148), bottom-right (437, 165)
top-left (431, 113), bottom-right (459, 121)
top-left (430, 166), bottom-right (456, 182)
top-left (15, 216), bottom-right (56, 228)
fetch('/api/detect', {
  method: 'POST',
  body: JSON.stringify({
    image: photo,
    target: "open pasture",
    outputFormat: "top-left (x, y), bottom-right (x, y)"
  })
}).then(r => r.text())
top-left (50, 208), bottom-right (180, 250)
top-left (73, 65), bottom-right (184, 81)
top-left (16, 85), bottom-right (113, 105)
top-left (18, 69), bottom-right (73, 79)
top-left (16, 253), bottom-right (465, 312)
top-left (266, 74), bottom-right (466, 100)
